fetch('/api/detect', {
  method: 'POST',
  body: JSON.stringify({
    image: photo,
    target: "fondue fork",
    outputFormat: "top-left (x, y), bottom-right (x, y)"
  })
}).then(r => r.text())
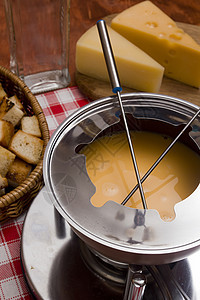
top-left (121, 105), bottom-right (200, 206)
top-left (97, 19), bottom-right (148, 210)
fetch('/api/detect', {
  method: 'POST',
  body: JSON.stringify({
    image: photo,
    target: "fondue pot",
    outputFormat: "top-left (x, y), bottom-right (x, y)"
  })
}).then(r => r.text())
top-left (43, 92), bottom-right (200, 266)
top-left (21, 21), bottom-right (200, 299)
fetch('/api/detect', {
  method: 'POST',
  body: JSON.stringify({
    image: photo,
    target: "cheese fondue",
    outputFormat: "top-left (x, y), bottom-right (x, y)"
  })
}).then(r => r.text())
top-left (80, 131), bottom-right (200, 221)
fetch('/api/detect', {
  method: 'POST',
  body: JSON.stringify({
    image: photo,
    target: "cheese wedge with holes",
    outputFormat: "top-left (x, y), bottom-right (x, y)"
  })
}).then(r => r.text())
top-left (111, 1), bottom-right (200, 88)
top-left (76, 25), bottom-right (164, 93)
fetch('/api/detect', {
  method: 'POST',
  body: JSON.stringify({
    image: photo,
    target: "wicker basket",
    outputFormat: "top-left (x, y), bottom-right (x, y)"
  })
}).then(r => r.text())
top-left (0, 65), bottom-right (50, 223)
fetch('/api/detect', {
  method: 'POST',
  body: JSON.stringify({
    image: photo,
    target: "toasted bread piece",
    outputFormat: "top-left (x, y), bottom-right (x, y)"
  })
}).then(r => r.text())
top-left (0, 120), bottom-right (14, 148)
top-left (9, 130), bottom-right (44, 164)
top-left (0, 146), bottom-right (16, 177)
top-left (9, 95), bottom-right (24, 110)
top-left (0, 97), bottom-right (14, 119)
top-left (0, 188), bottom-right (6, 197)
top-left (2, 103), bottom-right (24, 127)
top-left (0, 83), bottom-right (7, 101)
top-left (0, 97), bottom-right (24, 126)
top-left (0, 174), bottom-right (8, 189)
top-left (7, 157), bottom-right (32, 187)
top-left (21, 115), bottom-right (42, 138)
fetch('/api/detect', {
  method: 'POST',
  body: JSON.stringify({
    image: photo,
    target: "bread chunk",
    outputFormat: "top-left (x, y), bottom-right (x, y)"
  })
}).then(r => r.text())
top-left (9, 130), bottom-right (44, 164)
top-left (0, 146), bottom-right (16, 177)
top-left (0, 174), bottom-right (8, 189)
top-left (9, 95), bottom-right (24, 110)
top-left (0, 83), bottom-right (7, 101)
top-left (0, 97), bottom-right (24, 126)
top-left (0, 97), bottom-right (14, 119)
top-left (0, 120), bottom-right (14, 148)
top-left (21, 115), bottom-right (42, 138)
top-left (7, 158), bottom-right (32, 187)
top-left (0, 188), bottom-right (6, 196)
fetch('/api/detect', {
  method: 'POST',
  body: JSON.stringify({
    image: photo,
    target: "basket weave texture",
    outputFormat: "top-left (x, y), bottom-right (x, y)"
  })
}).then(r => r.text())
top-left (0, 66), bottom-right (49, 223)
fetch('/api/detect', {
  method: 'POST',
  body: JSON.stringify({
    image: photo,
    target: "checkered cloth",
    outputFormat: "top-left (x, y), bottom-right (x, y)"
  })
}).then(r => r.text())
top-left (0, 87), bottom-right (89, 299)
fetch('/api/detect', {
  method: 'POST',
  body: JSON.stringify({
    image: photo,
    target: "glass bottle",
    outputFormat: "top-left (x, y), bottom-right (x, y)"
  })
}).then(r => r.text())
top-left (4, 0), bottom-right (70, 94)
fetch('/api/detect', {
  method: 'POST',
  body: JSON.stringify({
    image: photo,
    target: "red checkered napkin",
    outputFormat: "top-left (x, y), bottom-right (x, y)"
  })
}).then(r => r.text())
top-left (0, 215), bottom-right (31, 300)
top-left (37, 86), bottom-right (89, 136)
top-left (0, 86), bottom-right (89, 299)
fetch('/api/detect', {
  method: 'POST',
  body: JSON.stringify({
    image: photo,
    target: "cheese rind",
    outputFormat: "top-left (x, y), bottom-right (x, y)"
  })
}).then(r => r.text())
top-left (76, 25), bottom-right (164, 93)
top-left (111, 0), bottom-right (200, 88)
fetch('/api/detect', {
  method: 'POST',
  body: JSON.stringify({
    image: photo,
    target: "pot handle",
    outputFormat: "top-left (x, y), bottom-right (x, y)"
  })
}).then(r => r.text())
top-left (123, 265), bottom-right (146, 300)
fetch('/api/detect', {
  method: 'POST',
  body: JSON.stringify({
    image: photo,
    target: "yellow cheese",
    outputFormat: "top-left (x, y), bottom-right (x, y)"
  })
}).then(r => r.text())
top-left (76, 25), bottom-right (164, 93)
top-left (80, 131), bottom-right (200, 222)
top-left (111, 1), bottom-right (200, 88)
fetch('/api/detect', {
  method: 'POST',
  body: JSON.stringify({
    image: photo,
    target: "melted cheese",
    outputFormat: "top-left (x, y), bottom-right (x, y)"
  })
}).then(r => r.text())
top-left (76, 25), bottom-right (164, 93)
top-left (80, 131), bottom-right (200, 222)
top-left (111, 1), bottom-right (200, 88)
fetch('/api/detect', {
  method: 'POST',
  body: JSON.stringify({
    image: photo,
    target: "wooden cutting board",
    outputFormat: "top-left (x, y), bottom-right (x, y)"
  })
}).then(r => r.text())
top-left (75, 15), bottom-right (200, 107)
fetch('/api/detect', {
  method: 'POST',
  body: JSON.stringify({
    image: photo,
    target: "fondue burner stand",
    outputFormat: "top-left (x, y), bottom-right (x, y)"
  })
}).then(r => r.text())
top-left (21, 93), bottom-right (200, 299)
top-left (21, 187), bottom-right (200, 299)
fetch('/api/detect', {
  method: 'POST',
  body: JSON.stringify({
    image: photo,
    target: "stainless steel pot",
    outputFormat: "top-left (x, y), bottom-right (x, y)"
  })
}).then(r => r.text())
top-left (43, 92), bottom-right (200, 265)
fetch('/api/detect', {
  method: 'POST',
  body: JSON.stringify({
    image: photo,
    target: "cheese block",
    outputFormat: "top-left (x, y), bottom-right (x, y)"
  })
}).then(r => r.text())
top-left (76, 25), bottom-right (164, 93)
top-left (111, 1), bottom-right (200, 88)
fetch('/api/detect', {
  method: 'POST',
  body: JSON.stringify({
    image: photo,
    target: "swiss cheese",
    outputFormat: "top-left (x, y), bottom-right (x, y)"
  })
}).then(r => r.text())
top-left (111, 1), bottom-right (200, 88)
top-left (76, 25), bottom-right (164, 93)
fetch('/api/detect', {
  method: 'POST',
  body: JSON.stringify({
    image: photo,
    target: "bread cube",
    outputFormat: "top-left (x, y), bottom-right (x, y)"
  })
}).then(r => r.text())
top-left (7, 158), bottom-right (32, 187)
top-left (0, 83), bottom-right (7, 101)
top-left (9, 95), bottom-right (24, 110)
top-left (0, 188), bottom-right (6, 197)
top-left (0, 174), bottom-right (8, 189)
top-left (9, 130), bottom-right (44, 164)
top-left (0, 120), bottom-right (14, 148)
top-left (0, 146), bottom-right (16, 177)
top-left (0, 97), bottom-right (14, 118)
top-left (21, 115), bottom-right (42, 138)
top-left (0, 97), bottom-right (24, 126)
